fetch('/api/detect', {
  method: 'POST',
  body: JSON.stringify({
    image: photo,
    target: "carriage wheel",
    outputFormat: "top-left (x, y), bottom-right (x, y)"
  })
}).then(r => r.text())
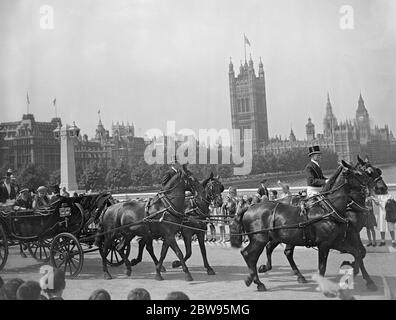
top-left (0, 225), bottom-right (8, 271)
top-left (106, 234), bottom-right (131, 267)
top-left (50, 233), bottom-right (84, 278)
top-left (27, 239), bottom-right (52, 262)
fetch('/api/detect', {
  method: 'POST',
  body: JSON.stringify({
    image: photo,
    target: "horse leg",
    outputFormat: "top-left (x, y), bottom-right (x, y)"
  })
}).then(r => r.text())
top-left (283, 244), bottom-right (307, 283)
top-left (258, 240), bottom-right (279, 273)
top-left (167, 236), bottom-right (194, 281)
top-left (101, 236), bottom-right (113, 280)
top-left (241, 237), bottom-right (267, 291)
top-left (19, 242), bottom-right (27, 258)
top-left (118, 235), bottom-right (132, 276)
top-left (144, 237), bottom-right (166, 272)
top-left (197, 231), bottom-right (215, 275)
top-left (155, 241), bottom-right (170, 281)
top-left (318, 245), bottom-right (330, 276)
top-left (130, 238), bottom-right (145, 266)
top-left (172, 230), bottom-right (191, 269)
top-left (337, 233), bottom-right (377, 291)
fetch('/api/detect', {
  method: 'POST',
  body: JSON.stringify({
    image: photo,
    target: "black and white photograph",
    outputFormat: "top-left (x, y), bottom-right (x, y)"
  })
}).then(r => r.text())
top-left (0, 0), bottom-right (396, 304)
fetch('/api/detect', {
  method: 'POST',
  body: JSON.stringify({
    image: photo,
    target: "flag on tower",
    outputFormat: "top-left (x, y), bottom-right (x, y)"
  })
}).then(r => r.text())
top-left (53, 98), bottom-right (56, 106)
top-left (26, 92), bottom-right (30, 105)
top-left (244, 34), bottom-right (251, 46)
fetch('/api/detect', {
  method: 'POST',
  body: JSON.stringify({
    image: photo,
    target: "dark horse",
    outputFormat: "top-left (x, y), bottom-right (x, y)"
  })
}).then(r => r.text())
top-left (230, 160), bottom-right (385, 291)
top-left (94, 164), bottom-right (197, 281)
top-left (257, 157), bottom-right (387, 289)
top-left (130, 172), bottom-right (224, 275)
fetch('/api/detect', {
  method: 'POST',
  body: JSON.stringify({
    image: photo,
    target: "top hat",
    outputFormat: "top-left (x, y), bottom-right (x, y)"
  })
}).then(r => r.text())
top-left (308, 145), bottom-right (321, 157)
top-left (260, 179), bottom-right (268, 184)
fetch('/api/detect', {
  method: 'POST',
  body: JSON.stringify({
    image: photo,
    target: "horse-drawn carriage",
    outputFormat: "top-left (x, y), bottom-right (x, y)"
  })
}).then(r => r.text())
top-left (0, 192), bottom-right (129, 278)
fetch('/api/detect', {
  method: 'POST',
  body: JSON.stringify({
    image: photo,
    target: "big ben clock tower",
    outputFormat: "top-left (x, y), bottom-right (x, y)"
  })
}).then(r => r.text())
top-left (355, 93), bottom-right (370, 145)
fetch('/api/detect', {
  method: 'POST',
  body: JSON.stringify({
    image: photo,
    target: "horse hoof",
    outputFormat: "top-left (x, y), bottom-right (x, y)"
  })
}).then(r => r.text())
top-left (155, 274), bottom-right (164, 281)
top-left (185, 274), bottom-right (194, 282)
top-left (207, 268), bottom-right (216, 275)
top-left (245, 277), bottom-right (253, 287)
top-left (161, 266), bottom-right (166, 273)
top-left (130, 259), bottom-right (139, 266)
top-left (297, 276), bottom-right (307, 284)
top-left (125, 269), bottom-right (132, 277)
top-left (257, 284), bottom-right (267, 292)
top-left (104, 273), bottom-right (112, 280)
top-left (366, 282), bottom-right (378, 291)
top-left (20, 253), bottom-right (27, 259)
top-left (172, 261), bottom-right (181, 268)
top-left (258, 265), bottom-right (268, 273)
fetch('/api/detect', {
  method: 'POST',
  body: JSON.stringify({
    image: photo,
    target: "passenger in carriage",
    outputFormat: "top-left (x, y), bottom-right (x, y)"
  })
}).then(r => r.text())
top-left (13, 189), bottom-right (33, 210)
top-left (50, 184), bottom-right (61, 203)
top-left (32, 186), bottom-right (50, 209)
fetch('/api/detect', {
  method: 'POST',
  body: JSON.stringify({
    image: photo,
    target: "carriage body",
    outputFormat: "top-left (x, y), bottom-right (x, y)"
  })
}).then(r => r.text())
top-left (0, 192), bottom-right (117, 277)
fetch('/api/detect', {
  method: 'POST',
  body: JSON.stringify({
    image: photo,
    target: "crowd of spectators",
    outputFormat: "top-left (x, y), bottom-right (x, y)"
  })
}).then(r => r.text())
top-left (0, 269), bottom-right (190, 300)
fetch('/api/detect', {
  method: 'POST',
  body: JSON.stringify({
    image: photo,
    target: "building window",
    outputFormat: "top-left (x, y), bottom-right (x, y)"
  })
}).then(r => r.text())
top-left (245, 98), bottom-right (250, 112)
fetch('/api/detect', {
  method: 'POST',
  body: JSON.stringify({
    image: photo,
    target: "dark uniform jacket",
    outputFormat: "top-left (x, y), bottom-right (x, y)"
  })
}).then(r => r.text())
top-left (257, 186), bottom-right (269, 199)
top-left (14, 197), bottom-right (33, 209)
top-left (0, 182), bottom-right (17, 203)
top-left (305, 161), bottom-right (327, 187)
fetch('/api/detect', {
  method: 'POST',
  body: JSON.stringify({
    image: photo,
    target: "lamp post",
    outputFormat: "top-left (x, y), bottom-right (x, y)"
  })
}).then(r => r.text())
top-left (54, 121), bottom-right (82, 194)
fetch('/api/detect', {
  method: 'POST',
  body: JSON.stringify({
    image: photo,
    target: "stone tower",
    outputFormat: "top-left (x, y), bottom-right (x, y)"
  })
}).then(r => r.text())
top-left (323, 93), bottom-right (337, 139)
top-left (306, 117), bottom-right (315, 141)
top-left (54, 122), bottom-right (80, 193)
top-left (355, 93), bottom-right (370, 145)
top-left (229, 55), bottom-right (269, 153)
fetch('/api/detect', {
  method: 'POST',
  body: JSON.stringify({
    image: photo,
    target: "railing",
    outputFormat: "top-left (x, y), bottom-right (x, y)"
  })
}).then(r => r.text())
top-left (112, 183), bottom-right (396, 202)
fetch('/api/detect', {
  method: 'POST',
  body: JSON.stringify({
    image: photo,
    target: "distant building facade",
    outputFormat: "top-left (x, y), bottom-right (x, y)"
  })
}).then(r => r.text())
top-left (0, 114), bottom-right (61, 172)
top-left (262, 93), bottom-right (395, 164)
top-left (0, 113), bottom-right (147, 173)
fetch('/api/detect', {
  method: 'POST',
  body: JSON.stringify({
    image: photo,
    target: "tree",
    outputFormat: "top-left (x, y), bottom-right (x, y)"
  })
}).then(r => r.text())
top-left (16, 164), bottom-right (50, 191)
top-left (79, 162), bottom-right (107, 191)
top-left (105, 162), bottom-right (131, 190)
top-left (130, 160), bottom-right (153, 187)
top-left (48, 169), bottom-right (60, 186)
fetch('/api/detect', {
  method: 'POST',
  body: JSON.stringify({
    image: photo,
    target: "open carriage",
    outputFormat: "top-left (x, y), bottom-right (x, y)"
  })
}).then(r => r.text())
top-left (0, 192), bottom-right (130, 278)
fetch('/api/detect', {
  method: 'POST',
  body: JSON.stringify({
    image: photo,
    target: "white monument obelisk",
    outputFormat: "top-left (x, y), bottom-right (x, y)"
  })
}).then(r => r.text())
top-left (54, 121), bottom-right (80, 193)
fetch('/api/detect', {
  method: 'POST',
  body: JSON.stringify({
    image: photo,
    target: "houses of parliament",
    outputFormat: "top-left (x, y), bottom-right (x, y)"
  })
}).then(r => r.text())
top-left (229, 54), bottom-right (396, 164)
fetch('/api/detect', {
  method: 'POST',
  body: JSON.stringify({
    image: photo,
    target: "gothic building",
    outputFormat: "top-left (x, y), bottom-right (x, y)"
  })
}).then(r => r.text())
top-left (229, 55), bottom-right (269, 152)
top-left (262, 93), bottom-right (395, 164)
top-left (0, 114), bottom-right (61, 172)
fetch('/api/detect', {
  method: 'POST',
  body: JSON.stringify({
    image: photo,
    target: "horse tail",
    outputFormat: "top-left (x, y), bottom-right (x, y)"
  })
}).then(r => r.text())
top-left (230, 206), bottom-right (248, 248)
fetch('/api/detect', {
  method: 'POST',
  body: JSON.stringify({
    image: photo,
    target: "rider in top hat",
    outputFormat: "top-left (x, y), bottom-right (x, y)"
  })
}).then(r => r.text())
top-left (305, 145), bottom-right (328, 197)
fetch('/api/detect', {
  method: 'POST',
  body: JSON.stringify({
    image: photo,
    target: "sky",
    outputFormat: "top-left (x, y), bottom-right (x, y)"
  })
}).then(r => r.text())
top-left (1, 0), bottom-right (395, 140)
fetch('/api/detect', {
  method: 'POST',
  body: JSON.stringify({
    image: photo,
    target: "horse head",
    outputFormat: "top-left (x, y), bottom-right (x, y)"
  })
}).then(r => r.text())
top-left (355, 155), bottom-right (388, 195)
top-left (202, 172), bottom-right (224, 207)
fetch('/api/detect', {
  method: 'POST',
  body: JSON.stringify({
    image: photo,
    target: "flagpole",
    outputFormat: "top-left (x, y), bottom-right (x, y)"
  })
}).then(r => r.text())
top-left (244, 34), bottom-right (246, 63)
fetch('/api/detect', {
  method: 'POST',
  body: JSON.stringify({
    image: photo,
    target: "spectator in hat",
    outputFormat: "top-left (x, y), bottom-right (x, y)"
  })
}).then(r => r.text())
top-left (0, 171), bottom-right (17, 204)
top-left (127, 288), bottom-right (151, 300)
top-left (14, 188), bottom-right (33, 210)
top-left (257, 179), bottom-right (269, 201)
top-left (41, 268), bottom-right (66, 300)
top-left (16, 281), bottom-right (42, 300)
top-left (269, 190), bottom-right (278, 201)
top-left (165, 291), bottom-right (190, 300)
top-left (89, 289), bottom-right (112, 300)
top-left (0, 278), bottom-right (24, 300)
top-left (61, 187), bottom-right (70, 198)
top-left (305, 145), bottom-right (328, 197)
top-left (32, 186), bottom-right (50, 209)
top-left (277, 180), bottom-right (292, 204)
